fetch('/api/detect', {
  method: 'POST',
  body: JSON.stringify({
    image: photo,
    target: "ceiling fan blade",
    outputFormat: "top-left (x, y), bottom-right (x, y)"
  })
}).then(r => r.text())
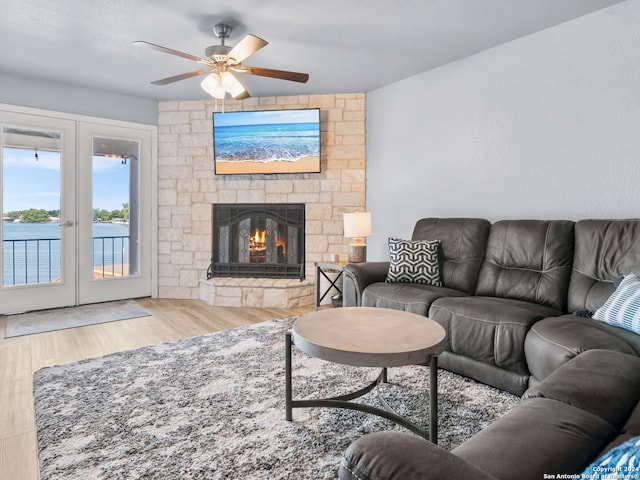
top-left (133, 40), bottom-right (208, 65)
top-left (150, 69), bottom-right (210, 85)
top-left (240, 66), bottom-right (309, 83)
top-left (226, 34), bottom-right (268, 64)
top-left (234, 90), bottom-right (251, 100)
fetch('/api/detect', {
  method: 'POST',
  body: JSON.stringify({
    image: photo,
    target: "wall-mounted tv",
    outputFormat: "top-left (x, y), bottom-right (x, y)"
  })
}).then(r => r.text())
top-left (213, 108), bottom-right (321, 175)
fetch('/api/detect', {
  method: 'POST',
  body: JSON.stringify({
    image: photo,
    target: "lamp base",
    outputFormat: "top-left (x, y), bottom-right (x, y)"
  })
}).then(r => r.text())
top-left (348, 244), bottom-right (367, 263)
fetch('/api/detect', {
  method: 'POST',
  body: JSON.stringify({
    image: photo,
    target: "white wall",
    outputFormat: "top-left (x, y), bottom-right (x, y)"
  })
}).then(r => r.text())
top-left (0, 72), bottom-right (157, 125)
top-left (365, 0), bottom-right (640, 261)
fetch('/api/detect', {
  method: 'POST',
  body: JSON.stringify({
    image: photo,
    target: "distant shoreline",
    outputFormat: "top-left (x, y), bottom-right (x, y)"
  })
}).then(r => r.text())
top-left (215, 155), bottom-right (320, 174)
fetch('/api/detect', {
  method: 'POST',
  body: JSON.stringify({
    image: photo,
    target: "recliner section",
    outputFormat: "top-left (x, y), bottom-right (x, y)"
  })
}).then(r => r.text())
top-left (343, 218), bottom-right (640, 396)
top-left (430, 219), bottom-right (574, 395)
top-left (354, 217), bottom-right (491, 315)
top-left (411, 217), bottom-right (491, 294)
top-left (431, 296), bottom-right (559, 394)
top-left (525, 219), bottom-right (640, 385)
top-left (361, 282), bottom-right (467, 316)
top-left (568, 219), bottom-right (640, 313)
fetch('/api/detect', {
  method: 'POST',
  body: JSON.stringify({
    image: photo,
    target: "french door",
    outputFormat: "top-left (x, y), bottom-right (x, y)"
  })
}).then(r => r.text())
top-left (77, 122), bottom-right (153, 305)
top-left (0, 107), bottom-right (155, 314)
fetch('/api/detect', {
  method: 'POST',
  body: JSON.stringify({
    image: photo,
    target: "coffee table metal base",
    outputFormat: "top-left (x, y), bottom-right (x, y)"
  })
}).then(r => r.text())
top-left (285, 333), bottom-right (439, 444)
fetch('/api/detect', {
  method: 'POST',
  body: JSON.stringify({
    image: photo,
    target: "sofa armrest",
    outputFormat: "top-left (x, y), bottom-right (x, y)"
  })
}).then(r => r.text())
top-left (338, 432), bottom-right (497, 480)
top-left (342, 262), bottom-right (390, 306)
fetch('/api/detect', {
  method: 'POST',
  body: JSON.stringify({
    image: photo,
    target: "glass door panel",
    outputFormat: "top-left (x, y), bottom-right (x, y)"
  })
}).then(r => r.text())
top-left (92, 137), bottom-right (140, 279)
top-left (2, 127), bottom-right (62, 285)
top-left (0, 111), bottom-right (76, 314)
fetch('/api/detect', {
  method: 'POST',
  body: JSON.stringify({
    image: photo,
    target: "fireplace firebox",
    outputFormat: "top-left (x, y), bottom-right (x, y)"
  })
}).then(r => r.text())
top-left (208, 203), bottom-right (305, 280)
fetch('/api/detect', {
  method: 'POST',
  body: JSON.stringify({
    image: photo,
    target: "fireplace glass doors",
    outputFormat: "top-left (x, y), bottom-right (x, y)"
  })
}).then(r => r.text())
top-left (209, 203), bottom-right (305, 279)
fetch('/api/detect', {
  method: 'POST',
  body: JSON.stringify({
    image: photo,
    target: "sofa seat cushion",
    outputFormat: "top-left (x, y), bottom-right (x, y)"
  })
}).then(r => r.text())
top-left (362, 282), bottom-right (468, 316)
top-left (429, 296), bottom-right (561, 375)
top-left (525, 315), bottom-right (640, 384)
top-left (452, 397), bottom-right (617, 480)
top-left (524, 350), bottom-right (640, 429)
top-left (438, 351), bottom-right (530, 395)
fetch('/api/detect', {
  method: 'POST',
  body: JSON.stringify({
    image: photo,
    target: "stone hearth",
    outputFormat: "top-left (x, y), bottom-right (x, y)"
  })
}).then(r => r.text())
top-left (199, 277), bottom-right (314, 308)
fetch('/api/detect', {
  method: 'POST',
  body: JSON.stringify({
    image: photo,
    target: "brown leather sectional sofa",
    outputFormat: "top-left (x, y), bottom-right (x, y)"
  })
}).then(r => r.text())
top-left (339, 218), bottom-right (640, 479)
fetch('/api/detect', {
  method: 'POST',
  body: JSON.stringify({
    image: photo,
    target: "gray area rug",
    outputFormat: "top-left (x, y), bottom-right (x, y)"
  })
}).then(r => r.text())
top-left (34, 317), bottom-right (519, 479)
top-left (5, 300), bottom-right (150, 337)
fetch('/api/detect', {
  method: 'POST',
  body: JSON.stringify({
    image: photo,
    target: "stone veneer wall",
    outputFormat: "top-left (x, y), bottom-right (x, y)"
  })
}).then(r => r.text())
top-left (157, 93), bottom-right (366, 306)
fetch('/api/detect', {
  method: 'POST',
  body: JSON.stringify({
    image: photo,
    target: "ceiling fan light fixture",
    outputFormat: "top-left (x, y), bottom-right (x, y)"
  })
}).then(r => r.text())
top-left (221, 71), bottom-right (247, 98)
top-left (201, 73), bottom-right (226, 99)
top-left (135, 23), bottom-right (308, 100)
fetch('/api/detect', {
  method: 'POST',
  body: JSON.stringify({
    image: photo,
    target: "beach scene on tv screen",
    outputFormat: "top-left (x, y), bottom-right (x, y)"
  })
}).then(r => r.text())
top-left (213, 109), bottom-right (320, 174)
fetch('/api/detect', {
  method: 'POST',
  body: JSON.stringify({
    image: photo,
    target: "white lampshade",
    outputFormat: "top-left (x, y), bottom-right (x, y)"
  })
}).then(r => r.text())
top-left (221, 71), bottom-right (247, 99)
top-left (343, 212), bottom-right (372, 238)
top-left (343, 212), bottom-right (371, 263)
top-left (201, 73), bottom-right (226, 99)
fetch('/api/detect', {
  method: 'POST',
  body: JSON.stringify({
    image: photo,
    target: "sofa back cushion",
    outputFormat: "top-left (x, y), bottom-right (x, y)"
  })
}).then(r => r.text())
top-left (568, 219), bottom-right (640, 313)
top-left (411, 218), bottom-right (491, 295)
top-left (475, 220), bottom-right (575, 311)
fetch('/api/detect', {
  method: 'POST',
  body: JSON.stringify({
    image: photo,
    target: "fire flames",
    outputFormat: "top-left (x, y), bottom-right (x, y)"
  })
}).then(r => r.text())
top-left (249, 229), bottom-right (286, 256)
top-left (251, 228), bottom-right (266, 247)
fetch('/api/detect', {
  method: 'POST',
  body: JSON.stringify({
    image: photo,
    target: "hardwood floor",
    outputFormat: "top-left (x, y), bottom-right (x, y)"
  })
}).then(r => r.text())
top-left (0, 298), bottom-right (313, 480)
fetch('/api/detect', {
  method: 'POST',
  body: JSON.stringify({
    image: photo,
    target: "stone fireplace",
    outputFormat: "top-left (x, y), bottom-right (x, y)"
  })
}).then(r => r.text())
top-left (208, 203), bottom-right (305, 280)
top-left (157, 93), bottom-right (366, 308)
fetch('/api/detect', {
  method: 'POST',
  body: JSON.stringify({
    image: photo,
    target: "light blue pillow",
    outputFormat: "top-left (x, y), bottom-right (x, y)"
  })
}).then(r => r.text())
top-left (593, 273), bottom-right (640, 334)
top-left (581, 436), bottom-right (640, 476)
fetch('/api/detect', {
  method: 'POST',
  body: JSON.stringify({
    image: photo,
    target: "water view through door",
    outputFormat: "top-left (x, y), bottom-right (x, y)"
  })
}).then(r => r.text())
top-left (90, 136), bottom-right (139, 280)
top-left (3, 139), bottom-right (64, 286)
top-left (1, 145), bottom-right (136, 285)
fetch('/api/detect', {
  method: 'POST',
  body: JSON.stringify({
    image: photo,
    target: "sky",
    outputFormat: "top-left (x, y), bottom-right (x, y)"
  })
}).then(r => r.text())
top-left (213, 108), bottom-right (319, 127)
top-left (2, 147), bottom-right (130, 213)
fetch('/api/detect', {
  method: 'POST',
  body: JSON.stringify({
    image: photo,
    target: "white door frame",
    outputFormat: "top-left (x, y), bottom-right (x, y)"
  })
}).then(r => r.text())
top-left (0, 109), bottom-right (77, 313)
top-left (77, 121), bottom-right (154, 304)
top-left (0, 103), bottom-right (157, 314)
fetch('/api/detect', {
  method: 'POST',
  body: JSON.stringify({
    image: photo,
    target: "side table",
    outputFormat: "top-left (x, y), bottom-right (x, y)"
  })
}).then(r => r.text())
top-left (314, 261), bottom-right (348, 309)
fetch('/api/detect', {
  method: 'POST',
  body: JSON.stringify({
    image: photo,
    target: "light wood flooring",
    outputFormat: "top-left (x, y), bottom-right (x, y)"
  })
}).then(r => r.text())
top-left (0, 298), bottom-right (313, 480)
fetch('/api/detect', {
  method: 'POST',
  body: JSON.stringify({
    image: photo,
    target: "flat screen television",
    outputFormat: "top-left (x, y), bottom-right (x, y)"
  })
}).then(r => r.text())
top-left (213, 108), bottom-right (321, 175)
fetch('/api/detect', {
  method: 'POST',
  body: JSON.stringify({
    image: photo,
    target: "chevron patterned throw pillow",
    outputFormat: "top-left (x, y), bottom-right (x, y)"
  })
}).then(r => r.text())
top-left (385, 238), bottom-right (442, 286)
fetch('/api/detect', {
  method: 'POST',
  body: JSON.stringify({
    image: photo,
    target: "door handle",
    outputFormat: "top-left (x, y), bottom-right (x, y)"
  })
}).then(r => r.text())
top-left (63, 220), bottom-right (75, 227)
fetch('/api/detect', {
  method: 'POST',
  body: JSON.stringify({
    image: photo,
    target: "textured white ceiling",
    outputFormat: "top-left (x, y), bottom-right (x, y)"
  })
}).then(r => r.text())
top-left (0, 0), bottom-right (623, 101)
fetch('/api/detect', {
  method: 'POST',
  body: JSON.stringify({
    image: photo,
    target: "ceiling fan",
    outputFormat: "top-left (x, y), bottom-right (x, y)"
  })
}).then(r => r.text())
top-left (133, 24), bottom-right (309, 100)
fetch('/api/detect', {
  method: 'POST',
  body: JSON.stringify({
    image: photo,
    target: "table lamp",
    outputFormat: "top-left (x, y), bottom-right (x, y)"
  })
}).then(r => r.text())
top-left (343, 212), bottom-right (372, 263)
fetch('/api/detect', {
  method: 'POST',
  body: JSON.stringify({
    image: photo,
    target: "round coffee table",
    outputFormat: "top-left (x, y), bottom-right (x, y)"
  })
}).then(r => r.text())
top-left (285, 307), bottom-right (446, 443)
